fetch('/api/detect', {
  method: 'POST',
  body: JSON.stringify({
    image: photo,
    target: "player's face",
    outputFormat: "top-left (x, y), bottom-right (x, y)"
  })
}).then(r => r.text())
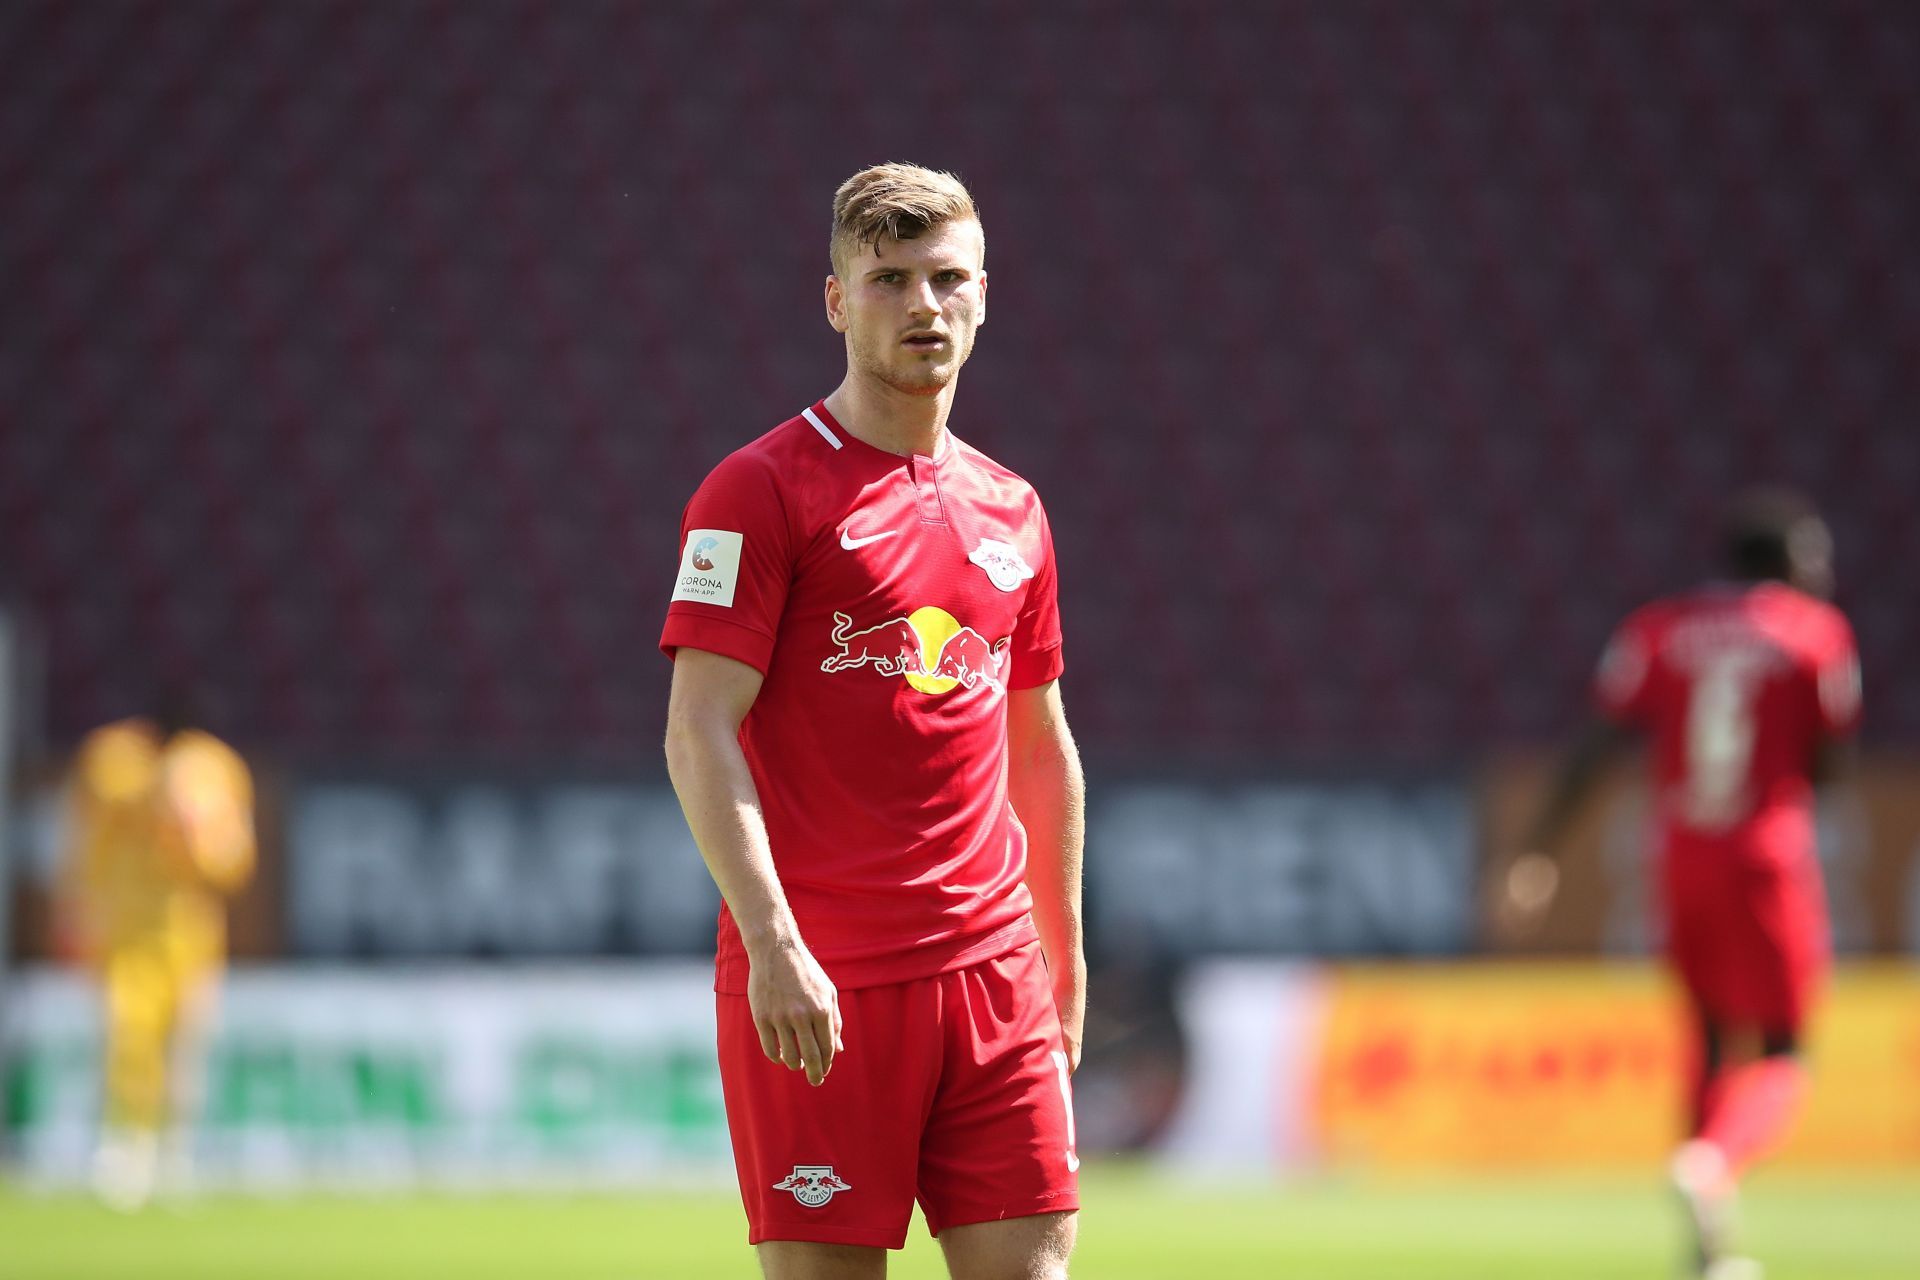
top-left (1786, 518), bottom-right (1835, 599)
top-left (826, 219), bottom-right (987, 396)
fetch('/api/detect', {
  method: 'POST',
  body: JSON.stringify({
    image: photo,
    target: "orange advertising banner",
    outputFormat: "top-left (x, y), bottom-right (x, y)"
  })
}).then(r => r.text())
top-left (1310, 963), bottom-right (1920, 1169)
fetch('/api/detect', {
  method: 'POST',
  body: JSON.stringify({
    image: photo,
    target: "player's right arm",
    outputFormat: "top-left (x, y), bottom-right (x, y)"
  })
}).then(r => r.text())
top-left (1500, 612), bottom-right (1656, 933)
top-left (1517, 716), bottom-right (1638, 862)
top-left (56, 725), bottom-right (137, 965)
top-left (56, 752), bottom-right (104, 966)
top-left (664, 647), bottom-right (842, 1087)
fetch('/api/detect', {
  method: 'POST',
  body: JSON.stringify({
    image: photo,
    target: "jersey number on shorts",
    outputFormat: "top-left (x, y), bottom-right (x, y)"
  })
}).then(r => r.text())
top-left (1682, 651), bottom-right (1764, 831)
top-left (1050, 1050), bottom-right (1080, 1174)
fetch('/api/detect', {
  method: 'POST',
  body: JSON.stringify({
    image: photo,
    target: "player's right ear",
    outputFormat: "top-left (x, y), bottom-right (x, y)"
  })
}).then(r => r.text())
top-left (824, 275), bottom-right (850, 333)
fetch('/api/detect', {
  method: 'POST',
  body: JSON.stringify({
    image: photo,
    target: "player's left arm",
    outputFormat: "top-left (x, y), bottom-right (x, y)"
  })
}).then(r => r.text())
top-left (1007, 679), bottom-right (1087, 1072)
top-left (1808, 614), bottom-right (1863, 785)
top-left (168, 741), bottom-right (258, 896)
top-left (199, 751), bottom-right (257, 896)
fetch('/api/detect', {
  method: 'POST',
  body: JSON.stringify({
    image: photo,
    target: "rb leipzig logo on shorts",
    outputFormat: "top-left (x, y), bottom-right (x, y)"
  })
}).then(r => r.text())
top-left (773, 1164), bottom-right (852, 1208)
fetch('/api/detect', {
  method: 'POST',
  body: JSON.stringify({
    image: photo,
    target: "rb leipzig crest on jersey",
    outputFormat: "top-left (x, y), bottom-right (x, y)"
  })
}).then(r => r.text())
top-left (773, 1165), bottom-right (852, 1208)
top-left (968, 537), bottom-right (1035, 592)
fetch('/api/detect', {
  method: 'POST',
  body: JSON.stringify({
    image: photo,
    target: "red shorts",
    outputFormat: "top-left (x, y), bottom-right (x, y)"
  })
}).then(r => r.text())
top-left (716, 939), bottom-right (1080, 1249)
top-left (1661, 848), bottom-right (1829, 1032)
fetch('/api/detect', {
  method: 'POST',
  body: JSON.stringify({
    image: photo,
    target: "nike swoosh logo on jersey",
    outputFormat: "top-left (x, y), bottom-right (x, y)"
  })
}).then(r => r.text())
top-left (840, 528), bottom-right (899, 550)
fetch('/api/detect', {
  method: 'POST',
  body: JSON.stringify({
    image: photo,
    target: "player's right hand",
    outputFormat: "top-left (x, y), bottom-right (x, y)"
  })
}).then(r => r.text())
top-left (1497, 851), bottom-right (1561, 937)
top-left (746, 939), bottom-right (843, 1087)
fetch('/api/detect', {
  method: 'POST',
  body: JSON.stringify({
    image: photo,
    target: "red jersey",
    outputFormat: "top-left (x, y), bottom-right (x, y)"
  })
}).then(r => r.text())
top-left (1593, 581), bottom-right (1861, 862)
top-left (661, 402), bottom-right (1064, 993)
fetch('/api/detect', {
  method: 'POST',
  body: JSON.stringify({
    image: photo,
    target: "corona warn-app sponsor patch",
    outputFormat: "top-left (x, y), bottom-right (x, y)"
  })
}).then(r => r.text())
top-left (671, 529), bottom-right (744, 607)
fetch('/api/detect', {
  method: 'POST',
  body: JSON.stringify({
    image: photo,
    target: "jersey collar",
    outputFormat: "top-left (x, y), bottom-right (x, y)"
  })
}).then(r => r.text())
top-left (808, 400), bottom-right (951, 464)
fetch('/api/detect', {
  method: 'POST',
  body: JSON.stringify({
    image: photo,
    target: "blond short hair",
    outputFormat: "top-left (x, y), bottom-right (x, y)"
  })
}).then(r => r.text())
top-left (830, 163), bottom-right (981, 276)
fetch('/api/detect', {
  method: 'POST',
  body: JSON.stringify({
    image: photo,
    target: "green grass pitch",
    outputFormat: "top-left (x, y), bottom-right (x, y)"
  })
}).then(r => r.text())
top-left (3, 1162), bottom-right (1916, 1278)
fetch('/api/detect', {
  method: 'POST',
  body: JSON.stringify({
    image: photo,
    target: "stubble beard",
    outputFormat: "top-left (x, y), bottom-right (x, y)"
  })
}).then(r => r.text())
top-left (855, 335), bottom-right (964, 398)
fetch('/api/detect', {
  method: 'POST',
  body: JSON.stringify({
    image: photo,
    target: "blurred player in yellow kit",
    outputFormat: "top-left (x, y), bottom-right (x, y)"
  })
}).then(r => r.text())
top-left (58, 695), bottom-right (255, 1209)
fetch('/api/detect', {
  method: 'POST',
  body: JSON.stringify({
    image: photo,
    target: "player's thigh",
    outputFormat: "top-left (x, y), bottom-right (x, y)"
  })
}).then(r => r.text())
top-left (1664, 861), bottom-right (1767, 1027)
top-left (168, 958), bottom-right (220, 1041)
top-left (938, 1210), bottom-right (1077, 1280)
top-left (918, 944), bottom-right (1080, 1237)
top-left (103, 947), bottom-right (176, 1044)
top-left (755, 1240), bottom-right (887, 1280)
top-left (168, 920), bottom-right (224, 1010)
top-left (719, 982), bottom-right (938, 1250)
top-left (1724, 857), bottom-right (1827, 1032)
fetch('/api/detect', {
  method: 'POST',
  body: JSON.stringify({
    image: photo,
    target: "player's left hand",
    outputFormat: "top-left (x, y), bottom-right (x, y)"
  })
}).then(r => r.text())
top-left (50, 903), bottom-right (96, 968)
top-left (1054, 950), bottom-right (1087, 1073)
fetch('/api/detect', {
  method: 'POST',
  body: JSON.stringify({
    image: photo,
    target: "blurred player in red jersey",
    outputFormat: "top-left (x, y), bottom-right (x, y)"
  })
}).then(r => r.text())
top-left (661, 165), bottom-right (1084, 1279)
top-left (1507, 489), bottom-right (1861, 1280)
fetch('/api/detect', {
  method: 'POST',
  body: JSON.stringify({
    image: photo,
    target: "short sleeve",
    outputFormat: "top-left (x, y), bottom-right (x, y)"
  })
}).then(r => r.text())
top-left (1592, 613), bottom-right (1657, 726)
top-left (659, 452), bottom-right (796, 676)
top-left (1812, 614), bottom-right (1863, 739)
top-left (1007, 504), bottom-right (1064, 690)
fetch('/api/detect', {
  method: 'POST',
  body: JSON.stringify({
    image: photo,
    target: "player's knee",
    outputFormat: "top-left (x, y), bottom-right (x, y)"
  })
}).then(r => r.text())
top-left (1051, 1210), bottom-right (1079, 1263)
top-left (1018, 1212), bottom-right (1077, 1280)
top-left (953, 1253), bottom-right (1071, 1280)
top-left (941, 1211), bottom-right (1075, 1280)
top-left (755, 1240), bottom-right (886, 1280)
top-left (1006, 1220), bottom-right (1082, 1274)
top-left (1023, 1244), bottom-right (1071, 1278)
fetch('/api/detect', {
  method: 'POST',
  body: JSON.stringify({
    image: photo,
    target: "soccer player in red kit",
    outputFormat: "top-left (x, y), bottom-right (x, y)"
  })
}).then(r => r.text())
top-left (661, 164), bottom-right (1085, 1280)
top-left (1507, 490), bottom-right (1861, 1280)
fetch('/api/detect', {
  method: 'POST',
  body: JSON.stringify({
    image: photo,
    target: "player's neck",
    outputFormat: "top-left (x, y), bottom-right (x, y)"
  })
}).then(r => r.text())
top-left (823, 374), bottom-right (955, 459)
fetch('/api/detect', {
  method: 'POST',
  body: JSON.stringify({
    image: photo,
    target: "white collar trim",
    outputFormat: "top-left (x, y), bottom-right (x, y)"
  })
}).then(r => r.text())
top-left (801, 406), bottom-right (842, 450)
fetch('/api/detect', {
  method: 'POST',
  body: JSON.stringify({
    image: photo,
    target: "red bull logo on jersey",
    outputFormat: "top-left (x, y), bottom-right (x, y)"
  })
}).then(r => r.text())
top-left (773, 1164), bottom-right (852, 1208)
top-left (821, 607), bottom-right (1010, 696)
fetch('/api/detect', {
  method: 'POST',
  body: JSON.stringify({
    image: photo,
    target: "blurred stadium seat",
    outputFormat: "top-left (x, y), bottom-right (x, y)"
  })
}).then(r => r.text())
top-left (2, 0), bottom-right (1916, 763)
